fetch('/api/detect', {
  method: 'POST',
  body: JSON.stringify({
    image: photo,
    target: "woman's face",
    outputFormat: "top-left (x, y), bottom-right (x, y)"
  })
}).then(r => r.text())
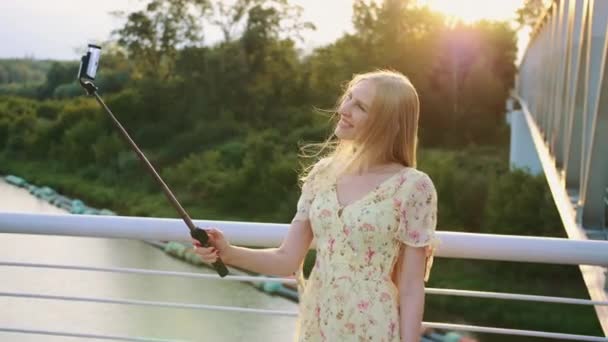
top-left (334, 80), bottom-right (375, 141)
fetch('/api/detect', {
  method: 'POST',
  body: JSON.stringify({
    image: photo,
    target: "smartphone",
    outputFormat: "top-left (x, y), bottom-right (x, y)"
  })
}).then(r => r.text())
top-left (78, 44), bottom-right (101, 81)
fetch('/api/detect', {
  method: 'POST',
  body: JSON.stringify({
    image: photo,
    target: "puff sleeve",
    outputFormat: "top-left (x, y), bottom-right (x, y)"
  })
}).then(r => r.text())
top-left (395, 173), bottom-right (440, 282)
top-left (291, 158), bottom-right (329, 223)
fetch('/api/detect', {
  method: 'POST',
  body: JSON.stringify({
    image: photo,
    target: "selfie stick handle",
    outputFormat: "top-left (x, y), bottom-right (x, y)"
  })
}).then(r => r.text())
top-left (80, 80), bottom-right (229, 278)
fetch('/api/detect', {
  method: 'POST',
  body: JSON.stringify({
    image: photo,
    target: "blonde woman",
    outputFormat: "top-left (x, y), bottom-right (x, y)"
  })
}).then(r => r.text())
top-left (193, 70), bottom-right (440, 342)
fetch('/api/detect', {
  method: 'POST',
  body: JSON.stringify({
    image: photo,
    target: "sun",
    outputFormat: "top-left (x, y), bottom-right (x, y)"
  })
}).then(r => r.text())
top-left (418, 0), bottom-right (524, 23)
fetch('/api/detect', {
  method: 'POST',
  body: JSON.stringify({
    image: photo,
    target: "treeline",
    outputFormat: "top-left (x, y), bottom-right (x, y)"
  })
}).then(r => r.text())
top-left (1, 0), bottom-right (527, 224)
top-left (0, 0), bottom-right (603, 337)
top-left (0, 56), bottom-right (131, 99)
top-left (0, 59), bottom-right (51, 84)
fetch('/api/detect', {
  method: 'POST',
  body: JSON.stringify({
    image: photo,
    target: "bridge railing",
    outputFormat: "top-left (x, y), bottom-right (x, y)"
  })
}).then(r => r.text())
top-left (517, 0), bottom-right (608, 233)
top-left (513, 0), bottom-right (608, 334)
top-left (0, 212), bottom-right (607, 341)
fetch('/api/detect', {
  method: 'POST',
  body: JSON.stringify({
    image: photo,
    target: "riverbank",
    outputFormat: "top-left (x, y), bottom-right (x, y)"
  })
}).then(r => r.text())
top-left (0, 178), bottom-right (299, 342)
top-left (1, 174), bottom-right (302, 303)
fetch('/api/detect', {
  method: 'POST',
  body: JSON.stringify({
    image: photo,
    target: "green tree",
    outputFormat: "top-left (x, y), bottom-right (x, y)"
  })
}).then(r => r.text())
top-left (209, 0), bottom-right (313, 43)
top-left (38, 61), bottom-right (79, 98)
top-left (484, 168), bottom-right (561, 236)
top-left (516, 0), bottom-right (550, 30)
top-left (113, 0), bottom-right (212, 79)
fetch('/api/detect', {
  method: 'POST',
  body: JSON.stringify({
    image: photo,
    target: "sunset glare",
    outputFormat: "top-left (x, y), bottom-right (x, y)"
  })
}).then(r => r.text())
top-left (419, 0), bottom-right (524, 23)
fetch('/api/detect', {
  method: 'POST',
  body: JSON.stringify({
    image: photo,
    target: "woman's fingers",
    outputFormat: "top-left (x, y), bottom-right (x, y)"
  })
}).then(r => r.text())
top-left (206, 228), bottom-right (221, 242)
top-left (192, 227), bottom-right (226, 264)
top-left (191, 228), bottom-right (218, 246)
top-left (191, 227), bottom-right (226, 264)
top-left (193, 246), bottom-right (219, 263)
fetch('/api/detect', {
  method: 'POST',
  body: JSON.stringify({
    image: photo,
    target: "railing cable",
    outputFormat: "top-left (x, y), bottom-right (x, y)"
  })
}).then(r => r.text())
top-left (0, 261), bottom-right (296, 284)
top-left (0, 326), bottom-right (180, 342)
top-left (0, 291), bottom-right (298, 317)
top-left (3, 261), bottom-right (607, 307)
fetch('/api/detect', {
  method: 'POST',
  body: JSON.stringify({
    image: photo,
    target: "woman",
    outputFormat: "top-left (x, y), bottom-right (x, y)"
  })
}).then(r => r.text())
top-left (193, 70), bottom-right (440, 342)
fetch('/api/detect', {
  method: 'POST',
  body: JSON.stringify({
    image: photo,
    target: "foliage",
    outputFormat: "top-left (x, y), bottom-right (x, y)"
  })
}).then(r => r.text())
top-left (484, 167), bottom-right (562, 236)
top-left (113, 0), bottom-right (213, 79)
top-left (0, 59), bottom-right (52, 84)
top-left (0, 49), bottom-right (131, 100)
top-left (516, 0), bottom-right (551, 30)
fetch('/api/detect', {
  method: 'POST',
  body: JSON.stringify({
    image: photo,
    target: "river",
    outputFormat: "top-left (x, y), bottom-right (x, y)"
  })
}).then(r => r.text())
top-left (0, 179), bottom-right (298, 341)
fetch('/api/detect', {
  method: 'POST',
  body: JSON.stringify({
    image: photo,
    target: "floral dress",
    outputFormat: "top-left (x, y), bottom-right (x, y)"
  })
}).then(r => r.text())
top-left (291, 158), bottom-right (440, 342)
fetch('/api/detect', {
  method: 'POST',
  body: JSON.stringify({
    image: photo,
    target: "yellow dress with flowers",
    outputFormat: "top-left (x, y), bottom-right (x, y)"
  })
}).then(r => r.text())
top-left (291, 158), bottom-right (440, 342)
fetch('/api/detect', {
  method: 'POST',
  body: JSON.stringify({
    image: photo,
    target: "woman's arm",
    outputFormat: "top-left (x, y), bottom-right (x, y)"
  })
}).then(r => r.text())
top-left (397, 244), bottom-right (428, 342)
top-left (197, 218), bottom-right (314, 277)
top-left (196, 159), bottom-right (326, 276)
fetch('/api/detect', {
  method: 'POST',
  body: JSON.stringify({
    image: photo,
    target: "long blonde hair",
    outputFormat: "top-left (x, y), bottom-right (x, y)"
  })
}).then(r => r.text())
top-left (299, 70), bottom-right (420, 183)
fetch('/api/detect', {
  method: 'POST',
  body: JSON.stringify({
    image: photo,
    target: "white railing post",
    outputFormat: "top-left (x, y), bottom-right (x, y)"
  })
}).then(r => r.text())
top-left (514, 0), bottom-right (608, 331)
top-left (580, 0), bottom-right (608, 229)
top-left (564, 0), bottom-right (591, 190)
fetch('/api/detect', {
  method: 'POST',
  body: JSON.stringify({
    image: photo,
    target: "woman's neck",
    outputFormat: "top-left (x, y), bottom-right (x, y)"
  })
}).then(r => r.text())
top-left (347, 160), bottom-right (403, 176)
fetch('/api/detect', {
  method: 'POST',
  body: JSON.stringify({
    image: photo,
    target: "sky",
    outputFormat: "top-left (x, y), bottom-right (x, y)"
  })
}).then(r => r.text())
top-left (0, 0), bottom-right (529, 62)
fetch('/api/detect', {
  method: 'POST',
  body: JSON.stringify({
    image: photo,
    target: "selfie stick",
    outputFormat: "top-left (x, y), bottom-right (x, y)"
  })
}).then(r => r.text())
top-left (77, 44), bottom-right (229, 277)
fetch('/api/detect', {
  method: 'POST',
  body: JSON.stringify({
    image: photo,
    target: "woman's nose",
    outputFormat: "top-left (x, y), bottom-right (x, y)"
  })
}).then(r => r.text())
top-left (338, 109), bottom-right (351, 118)
top-left (338, 103), bottom-right (352, 117)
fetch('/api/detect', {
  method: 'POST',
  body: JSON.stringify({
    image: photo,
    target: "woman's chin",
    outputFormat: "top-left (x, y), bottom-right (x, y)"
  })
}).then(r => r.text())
top-left (334, 128), bottom-right (353, 140)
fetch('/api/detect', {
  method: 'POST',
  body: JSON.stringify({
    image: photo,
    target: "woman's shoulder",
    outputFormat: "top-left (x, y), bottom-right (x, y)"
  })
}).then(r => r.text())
top-left (300, 156), bottom-right (333, 187)
top-left (396, 168), bottom-right (436, 195)
top-left (408, 168), bottom-right (433, 181)
top-left (309, 156), bottom-right (333, 177)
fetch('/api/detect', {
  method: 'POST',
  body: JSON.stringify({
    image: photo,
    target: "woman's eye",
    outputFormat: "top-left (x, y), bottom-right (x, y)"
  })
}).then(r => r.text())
top-left (357, 103), bottom-right (366, 111)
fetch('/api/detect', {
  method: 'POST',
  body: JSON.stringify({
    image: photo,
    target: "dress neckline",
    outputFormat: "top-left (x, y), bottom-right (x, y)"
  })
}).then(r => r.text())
top-left (333, 166), bottom-right (412, 210)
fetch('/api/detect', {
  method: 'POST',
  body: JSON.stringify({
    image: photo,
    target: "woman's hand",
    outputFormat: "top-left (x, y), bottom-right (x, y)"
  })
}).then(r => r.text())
top-left (192, 228), bottom-right (231, 264)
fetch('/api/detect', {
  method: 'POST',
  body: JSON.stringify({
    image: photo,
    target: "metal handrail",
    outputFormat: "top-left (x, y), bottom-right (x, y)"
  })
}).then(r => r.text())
top-left (0, 212), bottom-right (606, 266)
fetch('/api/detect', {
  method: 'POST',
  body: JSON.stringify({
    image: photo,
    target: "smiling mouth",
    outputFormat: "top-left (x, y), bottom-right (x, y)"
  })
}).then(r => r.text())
top-left (339, 119), bottom-right (354, 128)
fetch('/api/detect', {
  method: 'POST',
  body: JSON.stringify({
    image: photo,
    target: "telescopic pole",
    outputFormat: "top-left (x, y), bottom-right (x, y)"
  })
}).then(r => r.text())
top-left (79, 79), bottom-right (229, 277)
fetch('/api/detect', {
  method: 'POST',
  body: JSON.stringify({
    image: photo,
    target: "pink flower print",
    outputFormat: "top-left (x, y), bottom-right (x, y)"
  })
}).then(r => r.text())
top-left (364, 247), bottom-right (376, 264)
top-left (389, 320), bottom-right (397, 339)
top-left (393, 198), bottom-right (402, 209)
top-left (398, 174), bottom-right (407, 186)
top-left (407, 230), bottom-right (420, 242)
top-left (344, 323), bottom-right (356, 334)
top-left (328, 238), bottom-right (336, 255)
top-left (416, 178), bottom-right (429, 192)
top-left (380, 292), bottom-right (391, 302)
top-left (362, 223), bottom-right (376, 232)
top-left (320, 209), bottom-right (332, 218)
top-left (337, 275), bottom-right (351, 281)
top-left (357, 300), bottom-right (370, 311)
top-left (315, 305), bottom-right (321, 318)
top-left (342, 226), bottom-right (351, 236)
